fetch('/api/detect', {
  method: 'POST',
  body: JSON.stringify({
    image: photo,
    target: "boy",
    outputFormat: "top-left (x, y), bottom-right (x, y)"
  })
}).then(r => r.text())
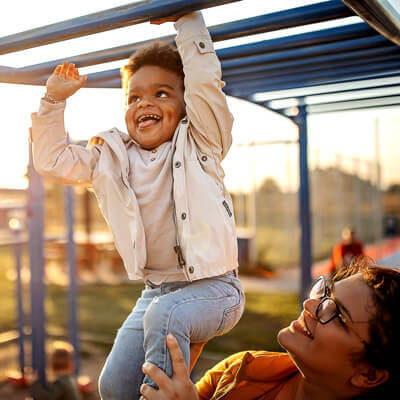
top-left (31, 11), bottom-right (244, 400)
top-left (30, 341), bottom-right (81, 400)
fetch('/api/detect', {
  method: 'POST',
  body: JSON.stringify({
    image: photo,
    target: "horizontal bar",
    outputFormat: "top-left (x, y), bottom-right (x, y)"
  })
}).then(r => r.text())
top-left (225, 54), bottom-right (400, 87)
top-left (0, 0), bottom-right (241, 55)
top-left (250, 76), bottom-right (400, 102)
top-left (11, 1), bottom-right (360, 80)
top-left (274, 92), bottom-right (400, 113)
top-left (225, 67), bottom-right (400, 98)
top-left (307, 95), bottom-right (400, 114)
top-left (222, 43), bottom-right (398, 78)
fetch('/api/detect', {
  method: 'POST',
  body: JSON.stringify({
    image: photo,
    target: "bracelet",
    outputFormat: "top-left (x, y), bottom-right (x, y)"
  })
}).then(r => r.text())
top-left (42, 93), bottom-right (65, 104)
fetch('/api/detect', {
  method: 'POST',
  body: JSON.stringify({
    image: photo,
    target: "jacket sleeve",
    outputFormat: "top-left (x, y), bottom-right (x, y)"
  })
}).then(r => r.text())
top-left (30, 99), bottom-right (101, 186)
top-left (195, 352), bottom-right (244, 400)
top-left (174, 12), bottom-right (233, 160)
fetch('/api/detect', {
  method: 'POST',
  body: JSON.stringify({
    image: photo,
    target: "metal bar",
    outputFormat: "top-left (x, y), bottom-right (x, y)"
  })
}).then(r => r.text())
top-left (307, 95), bottom-right (400, 114)
top-left (221, 35), bottom-right (387, 71)
top-left (225, 65), bottom-right (400, 98)
top-left (225, 53), bottom-right (400, 85)
top-left (27, 135), bottom-right (46, 386)
top-left (14, 230), bottom-right (25, 374)
top-left (5, 5), bottom-right (362, 81)
top-left (65, 185), bottom-right (80, 375)
top-left (0, 0), bottom-right (242, 55)
top-left (296, 106), bottom-right (312, 305)
top-left (251, 78), bottom-right (400, 102)
top-left (222, 44), bottom-right (399, 79)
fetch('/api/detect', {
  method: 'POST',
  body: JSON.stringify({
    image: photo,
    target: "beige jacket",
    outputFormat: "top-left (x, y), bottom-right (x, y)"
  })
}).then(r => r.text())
top-left (30, 12), bottom-right (238, 281)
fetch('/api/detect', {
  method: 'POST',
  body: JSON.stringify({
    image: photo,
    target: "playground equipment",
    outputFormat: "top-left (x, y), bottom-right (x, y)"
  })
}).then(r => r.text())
top-left (1, 0), bottom-right (400, 389)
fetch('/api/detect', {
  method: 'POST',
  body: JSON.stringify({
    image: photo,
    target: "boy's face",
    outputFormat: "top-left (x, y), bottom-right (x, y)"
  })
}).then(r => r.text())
top-left (125, 65), bottom-right (186, 149)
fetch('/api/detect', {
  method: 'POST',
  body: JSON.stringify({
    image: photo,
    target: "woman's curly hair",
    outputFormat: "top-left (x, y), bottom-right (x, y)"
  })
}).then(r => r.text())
top-left (120, 42), bottom-right (184, 104)
top-left (333, 257), bottom-right (400, 399)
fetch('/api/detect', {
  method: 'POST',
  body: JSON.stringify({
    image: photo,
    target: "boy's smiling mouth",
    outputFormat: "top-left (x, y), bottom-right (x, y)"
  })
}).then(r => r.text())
top-left (137, 113), bottom-right (162, 130)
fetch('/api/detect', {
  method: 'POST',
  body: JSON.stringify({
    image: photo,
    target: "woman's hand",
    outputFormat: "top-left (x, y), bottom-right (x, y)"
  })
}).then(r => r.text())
top-left (45, 61), bottom-right (86, 101)
top-left (140, 335), bottom-right (199, 400)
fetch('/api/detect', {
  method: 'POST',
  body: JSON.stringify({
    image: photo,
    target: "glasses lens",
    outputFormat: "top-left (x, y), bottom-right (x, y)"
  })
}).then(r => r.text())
top-left (310, 277), bottom-right (325, 299)
top-left (318, 298), bottom-right (338, 323)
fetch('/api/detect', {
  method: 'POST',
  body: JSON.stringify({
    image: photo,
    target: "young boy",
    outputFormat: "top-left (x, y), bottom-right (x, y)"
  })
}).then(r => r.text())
top-left (31, 11), bottom-right (244, 400)
top-left (30, 341), bottom-right (81, 400)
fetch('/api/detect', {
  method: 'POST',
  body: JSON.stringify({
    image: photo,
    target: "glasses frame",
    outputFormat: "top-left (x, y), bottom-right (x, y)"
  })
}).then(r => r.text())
top-left (310, 276), bottom-right (369, 346)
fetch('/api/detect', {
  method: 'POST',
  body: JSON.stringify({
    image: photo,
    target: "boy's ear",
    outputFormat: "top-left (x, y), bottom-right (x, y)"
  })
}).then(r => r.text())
top-left (350, 365), bottom-right (389, 389)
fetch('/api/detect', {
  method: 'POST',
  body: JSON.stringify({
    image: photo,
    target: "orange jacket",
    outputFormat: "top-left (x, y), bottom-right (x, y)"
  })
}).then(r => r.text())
top-left (196, 351), bottom-right (298, 400)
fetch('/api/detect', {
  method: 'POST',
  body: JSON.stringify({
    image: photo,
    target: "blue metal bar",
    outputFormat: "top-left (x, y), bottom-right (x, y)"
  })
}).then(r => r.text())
top-left (226, 63), bottom-right (400, 97)
top-left (0, 0), bottom-right (241, 55)
top-left (225, 53), bottom-right (400, 85)
top-left (3, 6), bottom-right (362, 82)
top-left (27, 135), bottom-right (46, 387)
top-left (218, 23), bottom-right (376, 61)
top-left (221, 35), bottom-right (387, 71)
top-left (14, 229), bottom-right (25, 374)
top-left (222, 45), bottom-right (399, 79)
top-left (296, 105), bottom-right (312, 304)
top-left (307, 95), bottom-right (400, 114)
top-left (65, 185), bottom-right (80, 375)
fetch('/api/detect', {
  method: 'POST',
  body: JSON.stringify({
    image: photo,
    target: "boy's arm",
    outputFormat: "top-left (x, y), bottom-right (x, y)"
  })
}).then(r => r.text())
top-left (174, 12), bottom-right (233, 160)
top-left (31, 62), bottom-right (99, 186)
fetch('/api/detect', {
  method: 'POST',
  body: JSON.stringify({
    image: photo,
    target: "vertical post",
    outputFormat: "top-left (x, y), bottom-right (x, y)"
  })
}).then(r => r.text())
top-left (13, 228), bottom-right (25, 374)
top-left (295, 106), bottom-right (312, 305)
top-left (374, 118), bottom-right (383, 260)
top-left (64, 149), bottom-right (80, 374)
top-left (27, 133), bottom-right (46, 386)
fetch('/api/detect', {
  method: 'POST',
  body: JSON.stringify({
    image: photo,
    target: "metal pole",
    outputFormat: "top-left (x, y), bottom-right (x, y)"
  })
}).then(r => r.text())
top-left (13, 228), bottom-right (25, 374)
top-left (295, 106), bottom-right (313, 305)
top-left (27, 132), bottom-right (46, 387)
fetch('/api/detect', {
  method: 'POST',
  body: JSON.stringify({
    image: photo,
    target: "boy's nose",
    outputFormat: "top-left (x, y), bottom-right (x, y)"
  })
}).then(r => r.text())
top-left (303, 298), bottom-right (319, 320)
top-left (137, 98), bottom-right (153, 108)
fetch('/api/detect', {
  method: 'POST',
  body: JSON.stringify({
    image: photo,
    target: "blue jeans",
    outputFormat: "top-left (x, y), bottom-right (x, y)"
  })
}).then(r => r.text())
top-left (98, 270), bottom-right (244, 400)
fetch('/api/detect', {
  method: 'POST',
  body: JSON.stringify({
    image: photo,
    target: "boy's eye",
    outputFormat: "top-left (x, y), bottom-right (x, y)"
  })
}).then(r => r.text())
top-left (156, 91), bottom-right (168, 98)
top-left (129, 96), bottom-right (140, 104)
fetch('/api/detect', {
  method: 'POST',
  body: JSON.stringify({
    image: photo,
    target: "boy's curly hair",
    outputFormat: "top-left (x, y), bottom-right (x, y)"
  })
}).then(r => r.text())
top-left (121, 42), bottom-right (184, 103)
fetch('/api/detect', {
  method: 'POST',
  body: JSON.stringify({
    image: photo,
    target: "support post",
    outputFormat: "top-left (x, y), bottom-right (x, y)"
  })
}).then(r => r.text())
top-left (295, 106), bottom-right (313, 304)
top-left (65, 185), bottom-right (80, 375)
top-left (27, 133), bottom-right (46, 387)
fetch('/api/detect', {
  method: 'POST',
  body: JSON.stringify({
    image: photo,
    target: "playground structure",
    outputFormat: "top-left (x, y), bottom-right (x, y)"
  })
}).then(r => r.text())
top-left (1, 0), bottom-right (400, 390)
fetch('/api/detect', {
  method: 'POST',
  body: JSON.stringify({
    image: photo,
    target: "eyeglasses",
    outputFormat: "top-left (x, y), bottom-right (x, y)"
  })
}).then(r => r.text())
top-left (309, 276), bottom-right (369, 346)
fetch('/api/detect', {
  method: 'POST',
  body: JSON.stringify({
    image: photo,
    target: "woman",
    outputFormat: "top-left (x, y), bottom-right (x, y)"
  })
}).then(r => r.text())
top-left (139, 260), bottom-right (400, 399)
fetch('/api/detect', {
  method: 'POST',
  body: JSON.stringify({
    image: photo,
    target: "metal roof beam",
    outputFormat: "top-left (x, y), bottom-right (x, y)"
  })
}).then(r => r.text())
top-left (2, 1), bottom-right (357, 82)
top-left (0, 0), bottom-right (242, 55)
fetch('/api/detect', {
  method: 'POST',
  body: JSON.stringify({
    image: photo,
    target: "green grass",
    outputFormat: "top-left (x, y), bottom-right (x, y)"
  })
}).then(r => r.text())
top-left (0, 246), bottom-right (299, 356)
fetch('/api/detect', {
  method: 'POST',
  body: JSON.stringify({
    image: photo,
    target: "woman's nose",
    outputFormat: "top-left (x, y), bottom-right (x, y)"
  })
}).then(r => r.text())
top-left (303, 298), bottom-right (319, 320)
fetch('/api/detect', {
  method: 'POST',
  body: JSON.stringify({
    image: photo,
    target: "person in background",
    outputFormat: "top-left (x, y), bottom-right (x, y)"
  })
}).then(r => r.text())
top-left (30, 341), bottom-right (81, 400)
top-left (328, 226), bottom-right (365, 275)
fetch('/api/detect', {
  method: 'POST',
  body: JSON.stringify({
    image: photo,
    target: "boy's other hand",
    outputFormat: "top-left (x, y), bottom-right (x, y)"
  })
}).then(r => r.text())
top-left (46, 61), bottom-right (87, 101)
top-left (150, 15), bottom-right (184, 25)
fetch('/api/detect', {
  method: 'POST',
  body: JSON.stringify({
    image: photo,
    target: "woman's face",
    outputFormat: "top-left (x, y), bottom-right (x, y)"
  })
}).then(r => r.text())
top-left (278, 274), bottom-right (373, 389)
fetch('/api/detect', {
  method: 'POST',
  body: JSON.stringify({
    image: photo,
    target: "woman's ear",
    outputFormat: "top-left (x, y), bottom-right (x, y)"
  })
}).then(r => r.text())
top-left (350, 365), bottom-right (389, 389)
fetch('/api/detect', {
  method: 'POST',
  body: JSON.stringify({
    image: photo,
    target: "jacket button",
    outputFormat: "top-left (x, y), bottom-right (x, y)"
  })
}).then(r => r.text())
top-left (175, 161), bottom-right (181, 168)
top-left (201, 155), bottom-right (207, 162)
top-left (188, 266), bottom-right (194, 274)
top-left (199, 42), bottom-right (205, 49)
top-left (181, 212), bottom-right (186, 220)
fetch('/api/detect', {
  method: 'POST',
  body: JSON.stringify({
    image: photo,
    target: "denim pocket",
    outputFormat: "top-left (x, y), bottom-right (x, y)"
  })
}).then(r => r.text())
top-left (216, 288), bottom-right (245, 335)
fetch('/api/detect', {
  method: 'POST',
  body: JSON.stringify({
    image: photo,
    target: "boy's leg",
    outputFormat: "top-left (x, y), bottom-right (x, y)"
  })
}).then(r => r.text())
top-left (98, 286), bottom-right (161, 400)
top-left (142, 271), bottom-right (244, 388)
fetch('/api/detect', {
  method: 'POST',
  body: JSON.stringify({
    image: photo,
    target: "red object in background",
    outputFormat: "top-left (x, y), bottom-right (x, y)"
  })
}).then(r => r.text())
top-left (7, 370), bottom-right (29, 388)
top-left (78, 375), bottom-right (95, 394)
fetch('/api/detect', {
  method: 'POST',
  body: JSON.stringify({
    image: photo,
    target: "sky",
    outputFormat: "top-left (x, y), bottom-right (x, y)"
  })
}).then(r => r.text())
top-left (0, 0), bottom-right (399, 192)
